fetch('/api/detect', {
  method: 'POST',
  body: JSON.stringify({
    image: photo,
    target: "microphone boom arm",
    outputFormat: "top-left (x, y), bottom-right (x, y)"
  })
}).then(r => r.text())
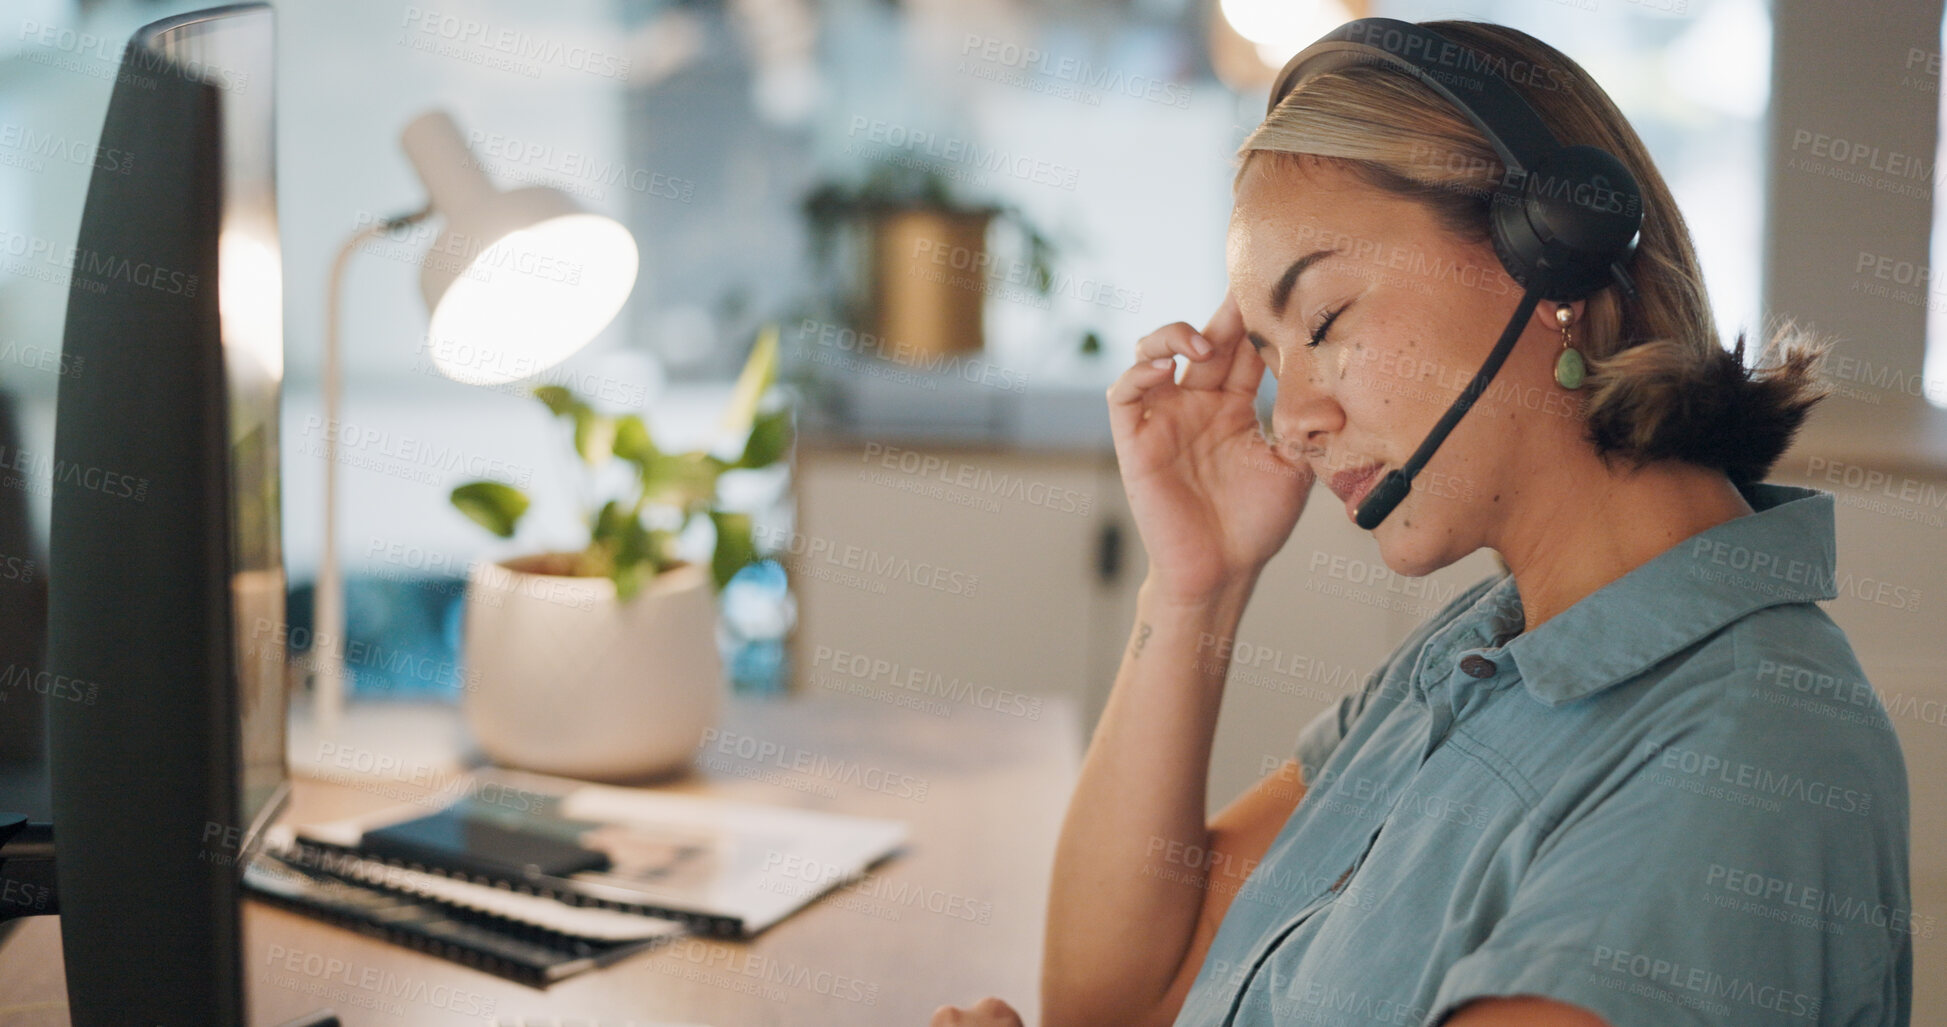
top-left (1355, 288), bottom-right (1544, 530)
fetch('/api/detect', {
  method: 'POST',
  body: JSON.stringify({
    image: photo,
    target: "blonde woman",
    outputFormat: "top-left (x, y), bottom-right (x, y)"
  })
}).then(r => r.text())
top-left (933, 17), bottom-right (1910, 1027)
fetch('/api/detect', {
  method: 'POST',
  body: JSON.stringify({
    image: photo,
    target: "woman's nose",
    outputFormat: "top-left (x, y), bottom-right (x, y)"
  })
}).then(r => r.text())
top-left (1268, 373), bottom-right (1343, 461)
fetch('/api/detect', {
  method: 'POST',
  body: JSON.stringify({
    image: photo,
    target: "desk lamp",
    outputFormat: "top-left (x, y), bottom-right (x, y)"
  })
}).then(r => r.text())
top-left (314, 110), bottom-right (640, 730)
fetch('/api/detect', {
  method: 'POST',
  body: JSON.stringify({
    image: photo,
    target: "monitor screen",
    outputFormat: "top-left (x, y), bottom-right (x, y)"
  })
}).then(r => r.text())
top-left (174, 4), bottom-right (288, 853)
top-left (134, 0), bottom-right (288, 862)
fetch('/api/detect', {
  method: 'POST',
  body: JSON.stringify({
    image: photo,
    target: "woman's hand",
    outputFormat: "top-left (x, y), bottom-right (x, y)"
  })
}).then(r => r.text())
top-left (1107, 293), bottom-right (1315, 603)
top-left (929, 997), bottom-right (1024, 1026)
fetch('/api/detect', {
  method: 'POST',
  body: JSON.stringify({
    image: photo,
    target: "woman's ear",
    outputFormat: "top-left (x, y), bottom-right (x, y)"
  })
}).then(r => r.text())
top-left (1531, 299), bottom-right (1584, 335)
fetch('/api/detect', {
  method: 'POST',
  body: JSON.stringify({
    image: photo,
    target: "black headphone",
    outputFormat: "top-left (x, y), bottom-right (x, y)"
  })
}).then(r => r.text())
top-left (1263, 18), bottom-right (1645, 529)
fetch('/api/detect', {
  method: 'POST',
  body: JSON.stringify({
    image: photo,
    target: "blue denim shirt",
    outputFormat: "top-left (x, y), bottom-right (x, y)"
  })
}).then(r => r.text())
top-left (1174, 482), bottom-right (1912, 1026)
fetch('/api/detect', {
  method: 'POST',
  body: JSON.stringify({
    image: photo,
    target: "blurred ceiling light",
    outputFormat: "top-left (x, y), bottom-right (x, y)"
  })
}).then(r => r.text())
top-left (1223, 0), bottom-right (1353, 62)
top-left (1209, 0), bottom-right (1363, 94)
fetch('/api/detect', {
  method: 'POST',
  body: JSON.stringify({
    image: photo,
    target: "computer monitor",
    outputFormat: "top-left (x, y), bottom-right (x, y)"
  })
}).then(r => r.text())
top-left (42, 4), bottom-right (307, 1022)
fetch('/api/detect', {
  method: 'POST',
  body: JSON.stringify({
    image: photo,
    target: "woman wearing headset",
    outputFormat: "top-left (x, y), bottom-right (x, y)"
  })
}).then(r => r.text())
top-left (933, 17), bottom-right (1911, 1027)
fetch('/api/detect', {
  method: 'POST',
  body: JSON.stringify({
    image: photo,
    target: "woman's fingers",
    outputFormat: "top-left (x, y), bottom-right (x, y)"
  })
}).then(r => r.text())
top-left (1160, 298), bottom-right (1253, 397)
top-left (1106, 356), bottom-right (1179, 441)
top-left (1110, 296), bottom-right (1264, 443)
top-left (1204, 290), bottom-right (1245, 343)
top-left (1133, 321), bottom-right (1213, 366)
top-left (1222, 315), bottom-right (1270, 395)
top-left (1180, 292), bottom-right (1250, 392)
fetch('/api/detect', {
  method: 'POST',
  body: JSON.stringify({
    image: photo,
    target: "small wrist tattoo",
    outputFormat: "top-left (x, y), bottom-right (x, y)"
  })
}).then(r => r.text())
top-left (1132, 622), bottom-right (1153, 658)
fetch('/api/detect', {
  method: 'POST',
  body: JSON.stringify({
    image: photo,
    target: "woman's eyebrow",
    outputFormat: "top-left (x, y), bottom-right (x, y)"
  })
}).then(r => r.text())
top-left (1271, 248), bottom-right (1339, 317)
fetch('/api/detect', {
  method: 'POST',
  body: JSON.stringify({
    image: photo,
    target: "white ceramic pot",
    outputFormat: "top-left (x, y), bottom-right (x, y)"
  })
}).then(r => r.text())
top-left (461, 556), bottom-right (723, 782)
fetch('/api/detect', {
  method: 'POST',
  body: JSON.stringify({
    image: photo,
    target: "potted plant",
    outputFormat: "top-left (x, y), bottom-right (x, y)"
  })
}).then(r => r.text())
top-left (802, 164), bottom-right (1056, 363)
top-left (447, 326), bottom-right (791, 781)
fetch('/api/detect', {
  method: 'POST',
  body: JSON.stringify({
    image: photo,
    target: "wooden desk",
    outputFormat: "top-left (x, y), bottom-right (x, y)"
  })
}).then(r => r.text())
top-left (0, 693), bottom-right (1081, 1026)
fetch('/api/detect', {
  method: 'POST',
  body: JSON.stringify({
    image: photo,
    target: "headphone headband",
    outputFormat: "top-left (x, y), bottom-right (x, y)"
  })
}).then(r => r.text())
top-left (1262, 17), bottom-right (1643, 303)
top-left (1268, 18), bottom-right (1561, 179)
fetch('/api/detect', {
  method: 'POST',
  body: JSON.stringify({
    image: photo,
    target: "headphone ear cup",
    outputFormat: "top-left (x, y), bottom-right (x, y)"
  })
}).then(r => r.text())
top-left (1490, 144), bottom-right (1644, 301)
top-left (1488, 183), bottom-right (1545, 297)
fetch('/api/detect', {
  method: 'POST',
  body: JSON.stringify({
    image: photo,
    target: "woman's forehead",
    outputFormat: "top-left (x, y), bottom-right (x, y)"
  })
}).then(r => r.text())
top-left (1228, 165), bottom-right (1437, 290)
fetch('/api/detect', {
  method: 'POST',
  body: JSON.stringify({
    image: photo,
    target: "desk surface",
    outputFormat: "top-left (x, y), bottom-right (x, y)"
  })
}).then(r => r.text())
top-left (0, 693), bottom-right (1081, 1026)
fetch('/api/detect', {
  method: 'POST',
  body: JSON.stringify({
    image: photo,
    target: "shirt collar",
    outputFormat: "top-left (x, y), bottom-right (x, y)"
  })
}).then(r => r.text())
top-left (1472, 482), bottom-right (1838, 706)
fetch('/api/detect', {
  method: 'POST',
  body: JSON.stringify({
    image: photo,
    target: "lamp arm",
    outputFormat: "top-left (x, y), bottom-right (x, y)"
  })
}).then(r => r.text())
top-left (314, 207), bottom-right (431, 732)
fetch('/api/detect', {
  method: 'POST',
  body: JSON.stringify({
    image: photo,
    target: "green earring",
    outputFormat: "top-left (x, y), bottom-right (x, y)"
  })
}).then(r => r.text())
top-left (1553, 304), bottom-right (1585, 390)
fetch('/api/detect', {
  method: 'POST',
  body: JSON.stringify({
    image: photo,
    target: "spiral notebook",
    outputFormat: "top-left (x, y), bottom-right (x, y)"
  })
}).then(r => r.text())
top-left (243, 849), bottom-right (684, 986)
top-left (260, 766), bottom-right (910, 938)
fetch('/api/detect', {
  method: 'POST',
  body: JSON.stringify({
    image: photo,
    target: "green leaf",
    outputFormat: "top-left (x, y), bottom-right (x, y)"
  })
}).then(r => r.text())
top-left (612, 414), bottom-right (657, 465)
top-left (591, 499), bottom-right (629, 549)
top-left (735, 406), bottom-right (794, 469)
top-left (450, 481), bottom-right (529, 539)
top-left (608, 517), bottom-right (650, 601)
top-left (646, 527), bottom-right (676, 566)
top-left (641, 453), bottom-right (724, 508)
top-left (709, 511), bottom-right (755, 591)
top-left (718, 323), bottom-right (779, 439)
top-left (571, 543), bottom-right (612, 579)
top-left (613, 515), bottom-right (652, 565)
top-left (533, 385), bottom-right (580, 417)
top-left (612, 560), bottom-right (646, 602)
top-left (573, 410), bottom-right (616, 466)
top-left (1027, 229), bottom-right (1055, 294)
top-left (610, 526), bottom-right (676, 602)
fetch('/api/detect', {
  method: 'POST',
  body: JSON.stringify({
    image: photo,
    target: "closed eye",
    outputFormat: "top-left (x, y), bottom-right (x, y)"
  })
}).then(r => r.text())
top-left (1309, 302), bottom-right (1349, 348)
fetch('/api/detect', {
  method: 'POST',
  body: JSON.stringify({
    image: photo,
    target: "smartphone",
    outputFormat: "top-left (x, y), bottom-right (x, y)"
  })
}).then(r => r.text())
top-left (359, 807), bottom-right (612, 880)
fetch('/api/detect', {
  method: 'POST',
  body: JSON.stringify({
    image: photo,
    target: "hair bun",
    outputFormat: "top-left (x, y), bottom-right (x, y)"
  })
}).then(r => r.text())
top-left (1582, 325), bottom-right (1832, 484)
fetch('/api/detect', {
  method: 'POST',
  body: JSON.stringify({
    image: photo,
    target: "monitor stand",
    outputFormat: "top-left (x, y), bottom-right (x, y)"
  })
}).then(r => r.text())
top-left (2, 814), bottom-right (341, 1026)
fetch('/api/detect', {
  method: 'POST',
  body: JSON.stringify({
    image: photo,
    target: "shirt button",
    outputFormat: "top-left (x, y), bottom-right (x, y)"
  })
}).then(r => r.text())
top-left (1459, 654), bottom-right (1498, 679)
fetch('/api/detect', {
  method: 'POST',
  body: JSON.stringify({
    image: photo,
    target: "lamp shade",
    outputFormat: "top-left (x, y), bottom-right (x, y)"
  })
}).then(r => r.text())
top-left (399, 110), bottom-right (639, 385)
